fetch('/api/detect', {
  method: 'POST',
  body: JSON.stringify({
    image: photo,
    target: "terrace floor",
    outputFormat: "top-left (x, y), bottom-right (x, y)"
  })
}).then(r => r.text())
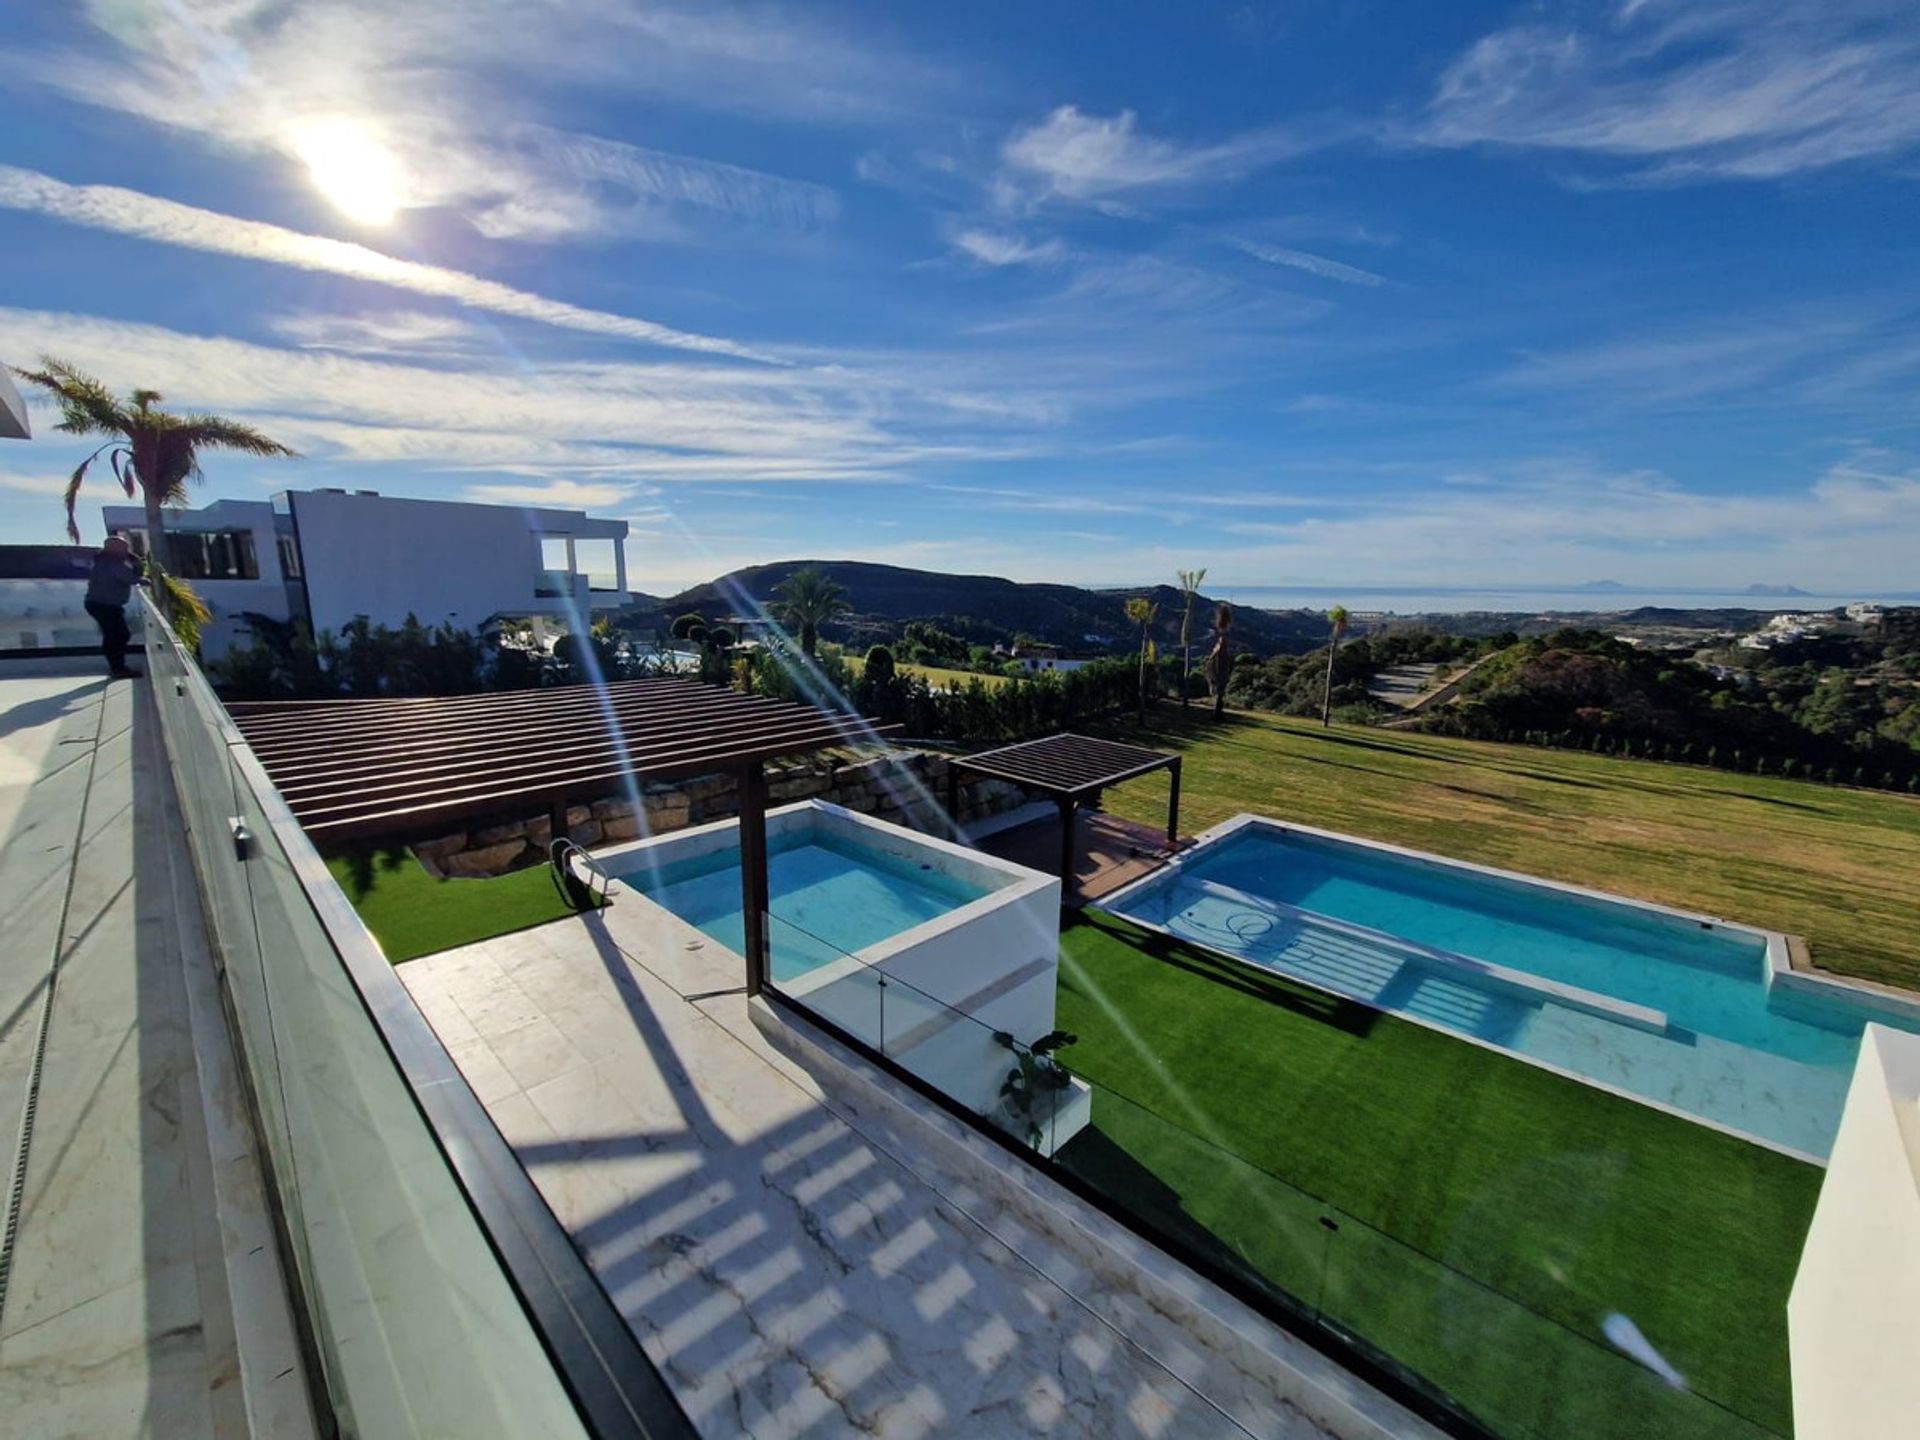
top-left (398, 893), bottom-right (1417, 1439)
top-left (0, 660), bottom-right (309, 1437)
top-left (978, 809), bottom-right (1187, 905)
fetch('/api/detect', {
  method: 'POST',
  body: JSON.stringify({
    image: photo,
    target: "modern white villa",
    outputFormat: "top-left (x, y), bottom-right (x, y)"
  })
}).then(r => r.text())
top-left (97, 488), bottom-right (633, 658)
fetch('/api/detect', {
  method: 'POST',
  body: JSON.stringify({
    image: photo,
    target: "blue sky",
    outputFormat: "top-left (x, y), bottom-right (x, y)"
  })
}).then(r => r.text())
top-left (1, 0), bottom-right (1916, 594)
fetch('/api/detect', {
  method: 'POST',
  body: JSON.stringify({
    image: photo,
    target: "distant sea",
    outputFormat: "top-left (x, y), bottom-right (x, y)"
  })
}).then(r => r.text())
top-left (1168, 585), bottom-right (1920, 615)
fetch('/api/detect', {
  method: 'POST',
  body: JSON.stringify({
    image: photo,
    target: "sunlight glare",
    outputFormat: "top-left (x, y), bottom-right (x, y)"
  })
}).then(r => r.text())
top-left (292, 118), bottom-right (404, 225)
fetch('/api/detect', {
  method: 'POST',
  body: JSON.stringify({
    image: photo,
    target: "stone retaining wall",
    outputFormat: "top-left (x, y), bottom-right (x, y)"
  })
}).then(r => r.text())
top-left (413, 751), bottom-right (1036, 878)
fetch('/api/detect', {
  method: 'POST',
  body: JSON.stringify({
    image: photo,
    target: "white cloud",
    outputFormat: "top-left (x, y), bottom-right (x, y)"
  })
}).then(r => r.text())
top-left (950, 230), bottom-right (1067, 267)
top-left (1231, 238), bottom-right (1387, 287)
top-left (1001, 106), bottom-right (1308, 204)
top-left (0, 167), bottom-right (773, 361)
top-left (464, 480), bottom-right (638, 509)
top-left (270, 311), bottom-right (482, 356)
top-left (1187, 454), bottom-right (1920, 590)
top-left (4, 1), bottom-right (914, 245)
top-left (0, 307), bottom-right (1076, 501)
top-left (0, 469), bottom-right (70, 496)
top-left (1420, 3), bottom-right (1920, 183)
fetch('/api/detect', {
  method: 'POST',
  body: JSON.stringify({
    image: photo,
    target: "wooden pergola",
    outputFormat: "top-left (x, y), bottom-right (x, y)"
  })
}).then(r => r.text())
top-left (947, 732), bottom-right (1180, 905)
top-left (227, 677), bottom-right (898, 992)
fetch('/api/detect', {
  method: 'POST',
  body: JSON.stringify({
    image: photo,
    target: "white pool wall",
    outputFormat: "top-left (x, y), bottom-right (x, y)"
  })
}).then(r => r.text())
top-left (597, 800), bottom-right (1066, 1124)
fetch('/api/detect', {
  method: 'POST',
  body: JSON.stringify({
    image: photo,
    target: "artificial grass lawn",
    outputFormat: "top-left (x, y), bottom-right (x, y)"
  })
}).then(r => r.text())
top-left (327, 850), bottom-right (594, 963)
top-left (1056, 910), bottom-right (1819, 1439)
top-left (1091, 706), bottom-right (1920, 992)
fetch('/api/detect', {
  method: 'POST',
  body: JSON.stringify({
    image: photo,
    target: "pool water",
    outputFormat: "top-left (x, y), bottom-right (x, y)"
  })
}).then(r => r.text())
top-left (1107, 825), bottom-right (1915, 1157)
top-left (623, 830), bottom-right (991, 981)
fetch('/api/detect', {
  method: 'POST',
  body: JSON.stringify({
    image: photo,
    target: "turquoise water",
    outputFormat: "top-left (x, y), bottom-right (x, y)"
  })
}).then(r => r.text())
top-left (619, 829), bottom-right (991, 981)
top-left (1108, 827), bottom-right (1915, 1157)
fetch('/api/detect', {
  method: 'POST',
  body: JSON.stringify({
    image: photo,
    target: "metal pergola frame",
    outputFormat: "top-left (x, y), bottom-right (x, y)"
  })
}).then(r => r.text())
top-left (228, 677), bottom-right (899, 992)
top-left (946, 732), bottom-right (1181, 905)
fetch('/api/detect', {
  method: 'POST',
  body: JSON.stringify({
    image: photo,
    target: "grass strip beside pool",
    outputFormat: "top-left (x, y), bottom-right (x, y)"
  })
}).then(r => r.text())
top-left (327, 850), bottom-right (595, 963)
top-left (1055, 909), bottom-right (1818, 1439)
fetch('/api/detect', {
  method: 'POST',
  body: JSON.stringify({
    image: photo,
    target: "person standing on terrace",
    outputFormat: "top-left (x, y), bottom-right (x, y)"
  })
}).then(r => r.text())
top-left (85, 534), bottom-right (143, 679)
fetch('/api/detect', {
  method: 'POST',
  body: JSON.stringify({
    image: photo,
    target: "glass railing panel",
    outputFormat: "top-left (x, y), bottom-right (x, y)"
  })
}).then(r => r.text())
top-left (229, 751), bottom-right (590, 1439)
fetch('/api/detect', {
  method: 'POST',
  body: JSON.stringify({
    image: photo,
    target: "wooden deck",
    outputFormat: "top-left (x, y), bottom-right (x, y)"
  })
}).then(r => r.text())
top-left (976, 809), bottom-right (1187, 905)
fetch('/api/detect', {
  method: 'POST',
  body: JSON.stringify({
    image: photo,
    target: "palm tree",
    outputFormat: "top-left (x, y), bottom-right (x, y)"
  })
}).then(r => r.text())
top-left (1124, 595), bottom-right (1159, 717)
top-left (1205, 601), bottom-right (1234, 719)
top-left (1175, 567), bottom-right (1207, 707)
top-left (1321, 604), bottom-right (1351, 728)
top-left (12, 359), bottom-right (296, 592)
top-left (771, 565), bottom-right (850, 657)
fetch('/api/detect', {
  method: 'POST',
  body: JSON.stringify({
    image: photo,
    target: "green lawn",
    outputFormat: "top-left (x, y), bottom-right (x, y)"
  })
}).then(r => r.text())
top-left (1090, 707), bottom-right (1920, 991)
top-left (328, 850), bottom-right (595, 963)
top-left (844, 655), bottom-right (1011, 691)
top-left (1056, 910), bottom-right (1819, 1439)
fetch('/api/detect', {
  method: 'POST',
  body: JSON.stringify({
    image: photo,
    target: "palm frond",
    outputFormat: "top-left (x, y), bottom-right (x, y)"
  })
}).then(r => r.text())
top-left (62, 443), bottom-right (124, 543)
top-left (175, 415), bottom-right (300, 458)
top-left (12, 357), bottom-right (126, 437)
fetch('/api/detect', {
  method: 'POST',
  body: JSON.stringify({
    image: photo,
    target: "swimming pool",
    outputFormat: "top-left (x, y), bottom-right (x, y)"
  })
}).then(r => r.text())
top-left (594, 800), bottom-right (1071, 1133)
top-left (620, 828), bottom-right (992, 980)
top-left (1101, 816), bottom-right (1920, 1158)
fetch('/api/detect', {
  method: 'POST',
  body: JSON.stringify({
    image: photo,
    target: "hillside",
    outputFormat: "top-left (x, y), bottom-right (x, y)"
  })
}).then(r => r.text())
top-left (619, 559), bottom-right (1329, 657)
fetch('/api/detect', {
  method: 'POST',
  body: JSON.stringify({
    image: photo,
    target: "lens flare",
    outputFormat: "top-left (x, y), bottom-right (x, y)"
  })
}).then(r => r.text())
top-left (291, 117), bottom-right (404, 225)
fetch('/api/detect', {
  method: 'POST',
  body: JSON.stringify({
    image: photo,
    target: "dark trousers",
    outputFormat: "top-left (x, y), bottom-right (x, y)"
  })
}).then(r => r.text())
top-left (85, 600), bottom-right (131, 672)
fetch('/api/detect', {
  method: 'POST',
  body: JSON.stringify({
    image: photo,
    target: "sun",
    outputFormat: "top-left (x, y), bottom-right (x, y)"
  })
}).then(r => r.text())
top-left (291, 117), bottom-right (405, 226)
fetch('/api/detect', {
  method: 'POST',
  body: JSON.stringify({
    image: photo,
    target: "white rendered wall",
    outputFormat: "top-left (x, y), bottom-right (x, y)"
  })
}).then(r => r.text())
top-left (1788, 1023), bottom-right (1920, 1440)
top-left (289, 492), bottom-right (547, 636)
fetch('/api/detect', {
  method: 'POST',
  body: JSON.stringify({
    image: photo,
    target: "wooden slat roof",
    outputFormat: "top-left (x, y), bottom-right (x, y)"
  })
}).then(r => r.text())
top-left (949, 732), bottom-right (1176, 798)
top-left (227, 677), bottom-right (898, 843)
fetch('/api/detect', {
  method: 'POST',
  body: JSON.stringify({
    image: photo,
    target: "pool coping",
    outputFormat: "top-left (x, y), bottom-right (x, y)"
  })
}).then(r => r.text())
top-left (1094, 812), bottom-right (1845, 1167)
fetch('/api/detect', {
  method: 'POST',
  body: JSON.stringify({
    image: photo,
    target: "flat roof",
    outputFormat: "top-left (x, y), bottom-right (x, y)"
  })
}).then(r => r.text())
top-left (950, 731), bottom-right (1177, 798)
top-left (227, 676), bottom-right (897, 843)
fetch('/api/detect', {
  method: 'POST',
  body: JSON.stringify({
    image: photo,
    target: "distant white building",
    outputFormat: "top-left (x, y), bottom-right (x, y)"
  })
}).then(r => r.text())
top-left (1009, 644), bottom-right (1100, 675)
top-left (102, 488), bottom-right (632, 659)
top-left (1845, 602), bottom-right (1885, 625)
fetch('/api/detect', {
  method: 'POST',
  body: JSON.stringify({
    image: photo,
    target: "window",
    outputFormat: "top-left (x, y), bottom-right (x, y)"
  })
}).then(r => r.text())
top-left (277, 533), bottom-right (302, 579)
top-left (572, 538), bottom-right (620, 592)
top-left (133, 528), bottom-right (261, 579)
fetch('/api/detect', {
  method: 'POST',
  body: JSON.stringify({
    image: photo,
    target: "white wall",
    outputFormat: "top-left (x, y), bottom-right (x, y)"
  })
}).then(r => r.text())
top-left (1789, 1024), bottom-right (1920, 1440)
top-left (289, 491), bottom-right (628, 637)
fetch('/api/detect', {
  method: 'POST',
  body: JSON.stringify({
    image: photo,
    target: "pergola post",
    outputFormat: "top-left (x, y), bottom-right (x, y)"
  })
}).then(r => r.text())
top-left (1056, 794), bottom-right (1078, 908)
top-left (1166, 757), bottom-right (1181, 846)
top-left (738, 760), bottom-right (771, 995)
top-left (945, 760), bottom-right (961, 840)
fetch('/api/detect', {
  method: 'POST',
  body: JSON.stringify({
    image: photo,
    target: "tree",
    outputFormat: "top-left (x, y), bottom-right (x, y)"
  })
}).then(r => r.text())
top-left (1204, 601), bottom-right (1234, 719)
top-left (771, 566), bottom-right (850, 657)
top-left (669, 612), bottom-right (734, 683)
top-left (1321, 604), bottom-right (1350, 728)
top-left (13, 358), bottom-right (296, 614)
top-left (1175, 566), bottom-right (1207, 707)
top-left (1124, 595), bottom-right (1159, 717)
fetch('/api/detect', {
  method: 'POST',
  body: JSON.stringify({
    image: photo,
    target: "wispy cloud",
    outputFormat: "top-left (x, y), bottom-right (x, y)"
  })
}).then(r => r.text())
top-left (950, 229), bottom-right (1068, 267)
top-left (0, 469), bottom-right (70, 496)
top-left (0, 167), bottom-right (774, 361)
top-left (1418, 2), bottom-right (1920, 183)
top-left (269, 310), bottom-right (483, 357)
top-left (0, 307), bottom-right (1077, 497)
top-left (6, 1), bottom-right (924, 244)
top-left (1230, 238), bottom-right (1387, 287)
top-left (464, 479), bottom-right (639, 509)
top-left (465, 127), bottom-right (839, 243)
top-left (1000, 105), bottom-right (1315, 205)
